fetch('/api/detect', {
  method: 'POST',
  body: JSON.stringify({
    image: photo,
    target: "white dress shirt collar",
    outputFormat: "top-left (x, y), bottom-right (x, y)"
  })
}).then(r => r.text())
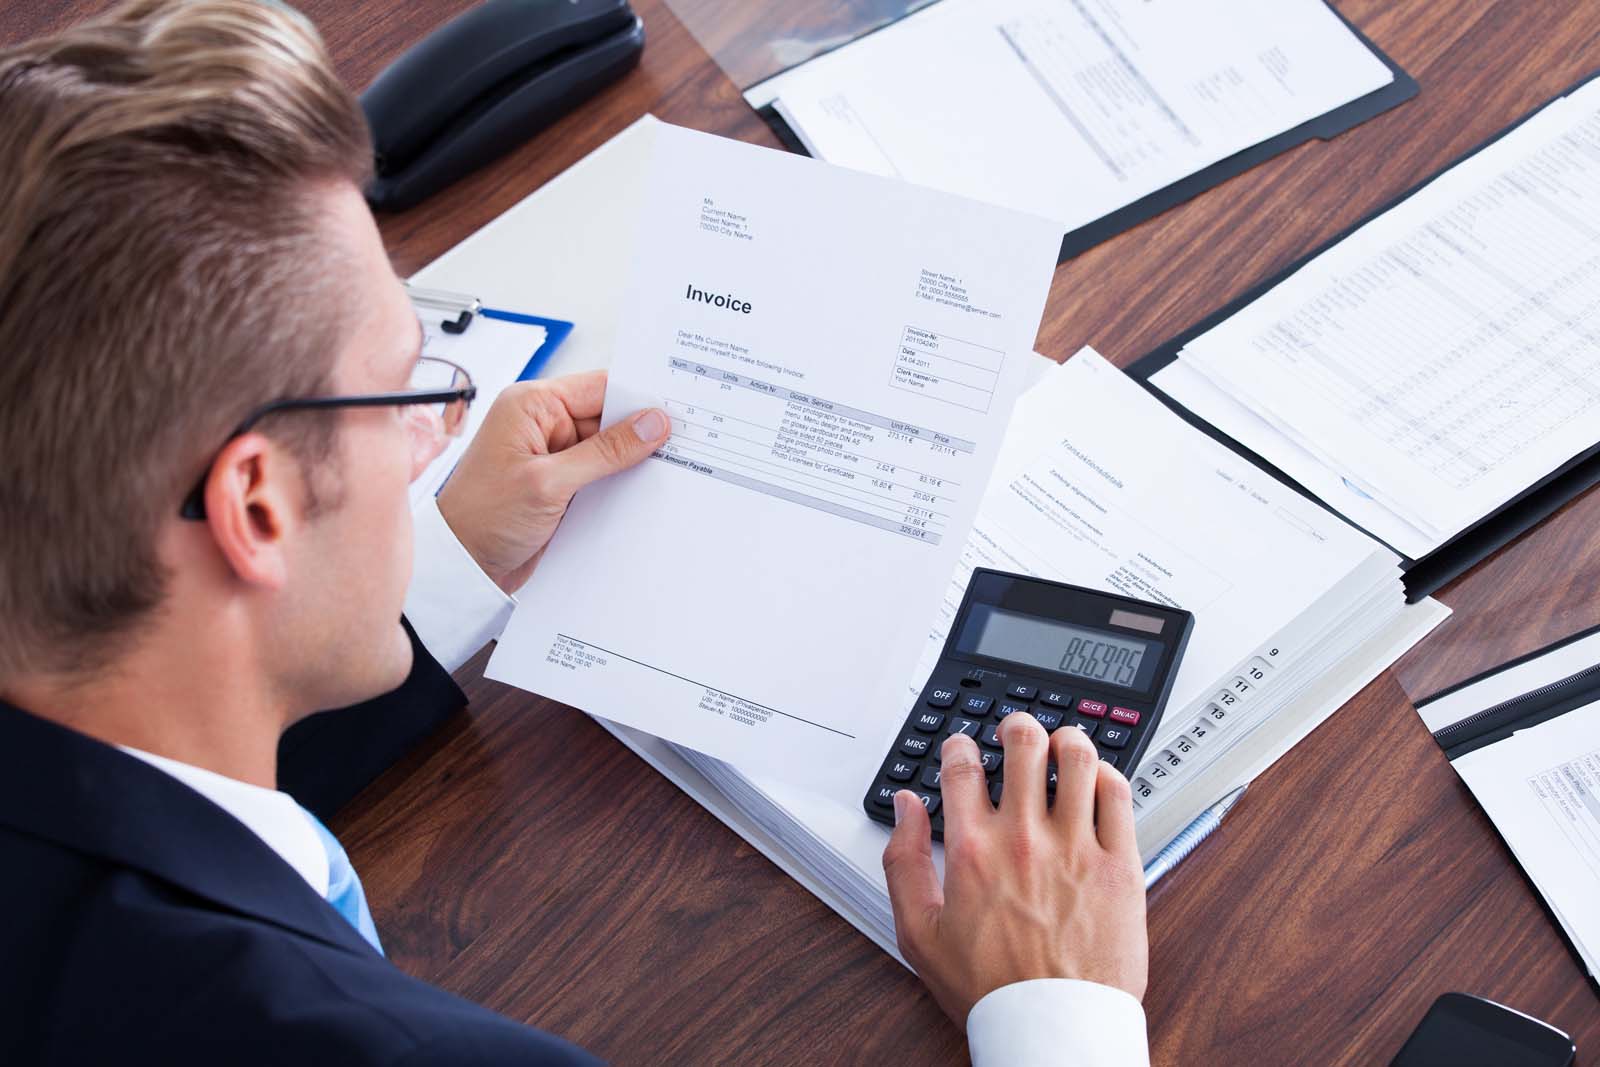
top-left (119, 744), bottom-right (330, 897)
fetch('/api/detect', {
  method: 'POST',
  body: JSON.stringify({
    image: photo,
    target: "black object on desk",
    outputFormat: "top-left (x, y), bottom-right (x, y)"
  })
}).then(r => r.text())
top-left (1391, 992), bottom-right (1575, 1067)
top-left (864, 569), bottom-right (1193, 838)
top-left (362, 0), bottom-right (645, 213)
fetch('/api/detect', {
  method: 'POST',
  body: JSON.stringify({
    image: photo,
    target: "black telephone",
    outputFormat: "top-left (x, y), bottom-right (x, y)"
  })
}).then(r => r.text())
top-left (361, 0), bottom-right (644, 212)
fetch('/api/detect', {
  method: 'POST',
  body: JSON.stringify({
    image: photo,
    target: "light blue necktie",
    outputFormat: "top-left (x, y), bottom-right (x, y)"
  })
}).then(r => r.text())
top-left (301, 807), bottom-right (384, 955)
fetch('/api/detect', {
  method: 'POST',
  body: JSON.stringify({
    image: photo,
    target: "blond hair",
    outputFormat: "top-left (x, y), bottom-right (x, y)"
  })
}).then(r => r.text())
top-left (0, 0), bottom-right (372, 681)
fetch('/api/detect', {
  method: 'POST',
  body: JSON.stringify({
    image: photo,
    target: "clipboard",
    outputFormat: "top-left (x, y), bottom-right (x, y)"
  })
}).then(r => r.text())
top-left (406, 285), bottom-right (574, 381)
top-left (754, 1), bottom-right (1418, 264)
top-left (405, 285), bottom-right (575, 506)
top-left (1123, 69), bottom-right (1600, 603)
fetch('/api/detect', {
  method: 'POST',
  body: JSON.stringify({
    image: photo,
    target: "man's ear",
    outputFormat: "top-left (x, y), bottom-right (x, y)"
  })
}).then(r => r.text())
top-left (201, 432), bottom-right (301, 589)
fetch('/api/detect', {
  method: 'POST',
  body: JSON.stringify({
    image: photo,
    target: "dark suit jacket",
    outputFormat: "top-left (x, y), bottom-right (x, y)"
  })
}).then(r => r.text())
top-left (0, 625), bottom-right (601, 1065)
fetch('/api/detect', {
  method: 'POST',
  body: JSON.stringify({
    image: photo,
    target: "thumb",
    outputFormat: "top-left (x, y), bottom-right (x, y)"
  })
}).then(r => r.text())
top-left (547, 408), bottom-right (670, 497)
top-left (883, 791), bottom-right (942, 960)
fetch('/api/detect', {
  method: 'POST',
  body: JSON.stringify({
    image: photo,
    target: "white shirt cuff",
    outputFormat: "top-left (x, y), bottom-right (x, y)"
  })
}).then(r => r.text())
top-left (967, 979), bottom-right (1149, 1067)
top-left (403, 498), bottom-right (515, 674)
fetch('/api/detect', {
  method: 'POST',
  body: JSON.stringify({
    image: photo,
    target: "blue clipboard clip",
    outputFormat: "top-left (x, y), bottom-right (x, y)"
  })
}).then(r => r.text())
top-left (405, 282), bottom-right (574, 381)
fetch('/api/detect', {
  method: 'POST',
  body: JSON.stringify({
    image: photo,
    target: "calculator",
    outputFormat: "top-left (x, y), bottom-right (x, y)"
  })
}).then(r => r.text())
top-left (864, 569), bottom-right (1194, 838)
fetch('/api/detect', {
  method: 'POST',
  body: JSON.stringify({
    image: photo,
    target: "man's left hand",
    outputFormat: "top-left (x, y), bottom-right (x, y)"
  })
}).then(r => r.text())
top-left (436, 370), bottom-right (668, 593)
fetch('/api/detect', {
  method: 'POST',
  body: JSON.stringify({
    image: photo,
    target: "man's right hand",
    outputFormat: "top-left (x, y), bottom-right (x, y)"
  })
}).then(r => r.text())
top-left (882, 712), bottom-right (1148, 1026)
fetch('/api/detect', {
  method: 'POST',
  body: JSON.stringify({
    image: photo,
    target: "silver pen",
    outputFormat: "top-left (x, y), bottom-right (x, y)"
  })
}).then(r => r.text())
top-left (1142, 784), bottom-right (1248, 890)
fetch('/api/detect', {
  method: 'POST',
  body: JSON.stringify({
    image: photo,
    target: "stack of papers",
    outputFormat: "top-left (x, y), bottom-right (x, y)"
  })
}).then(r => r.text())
top-left (410, 115), bottom-right (1447, 963)
top-left (747, 0), bottom-right (1394, 231)
top-left (1155, 78), bottom-right (1600, 559)
top-left (638, 350), bottom-right (1446, 958)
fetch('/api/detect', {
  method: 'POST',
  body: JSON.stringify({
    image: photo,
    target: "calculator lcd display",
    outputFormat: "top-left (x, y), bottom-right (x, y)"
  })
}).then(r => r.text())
top-left (957, 605), bottom-right (1162, 693)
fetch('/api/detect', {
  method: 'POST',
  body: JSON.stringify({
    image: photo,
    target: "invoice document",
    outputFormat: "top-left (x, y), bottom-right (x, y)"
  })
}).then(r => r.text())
top-left (1163, 78), bottom-right (1600, 555)
top-left (746, 0), bottom-right (1393, 230)
top-left (1455, 701), bottom-right (1600, 977)
top-left (485, 122), bottom-right (1060, 785)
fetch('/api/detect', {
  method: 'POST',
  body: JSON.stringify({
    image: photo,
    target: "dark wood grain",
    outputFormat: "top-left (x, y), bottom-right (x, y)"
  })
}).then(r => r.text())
top-left (9, 1), bottom-right (1600, 1062)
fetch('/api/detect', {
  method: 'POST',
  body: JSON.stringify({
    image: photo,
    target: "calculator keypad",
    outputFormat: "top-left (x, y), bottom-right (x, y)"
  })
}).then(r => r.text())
top-left (865, 670), bottom-right (1161, 838)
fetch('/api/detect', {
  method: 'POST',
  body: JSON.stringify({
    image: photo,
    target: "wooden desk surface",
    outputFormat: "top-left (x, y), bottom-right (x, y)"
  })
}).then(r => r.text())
top-left (15, 1), bottom-right (1600, 1062)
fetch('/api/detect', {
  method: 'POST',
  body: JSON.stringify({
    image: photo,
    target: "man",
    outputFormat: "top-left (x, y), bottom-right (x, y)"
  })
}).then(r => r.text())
top-left (0, 2), bottom-right (1150, 1063)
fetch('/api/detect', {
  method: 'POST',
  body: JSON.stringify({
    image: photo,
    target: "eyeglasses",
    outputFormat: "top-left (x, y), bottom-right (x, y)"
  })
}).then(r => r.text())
top-left (178, 354), bottom-right (476, 520)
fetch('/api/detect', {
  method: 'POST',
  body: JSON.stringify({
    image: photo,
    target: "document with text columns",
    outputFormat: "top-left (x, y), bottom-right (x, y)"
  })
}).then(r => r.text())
top-left (486, 122), bottom-right (1061, 789)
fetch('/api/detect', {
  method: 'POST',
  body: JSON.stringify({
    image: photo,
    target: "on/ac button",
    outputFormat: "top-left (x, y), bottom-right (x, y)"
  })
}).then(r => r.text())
top-left (1109, 707), bottom-right (1141, 726)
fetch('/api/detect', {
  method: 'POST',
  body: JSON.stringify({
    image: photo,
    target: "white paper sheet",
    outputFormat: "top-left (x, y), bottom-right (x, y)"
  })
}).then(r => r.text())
top-left (1455, 701), bottom-right (1600, 976)
top-left (1151, 358), bottom-right (1435, 558)
top-left (412, 115), bottom-right (659, 382)
top-left (899, 350), bottom-right (1404, 809)
top-left (748, 0), bottom-right (1392, 229)
top-left (1176, 80), bottom-right (1600, 550)
top-left (485, 122), bottom-right (1060, 788)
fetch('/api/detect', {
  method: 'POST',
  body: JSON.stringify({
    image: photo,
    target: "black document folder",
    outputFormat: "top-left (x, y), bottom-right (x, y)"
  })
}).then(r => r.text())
top-left (1124, 70), bottom-right (1600, 603)
top-left (1415, 627), bottom-right (1600, 992)
top-left (757, 2), bottom-right (1417, 264)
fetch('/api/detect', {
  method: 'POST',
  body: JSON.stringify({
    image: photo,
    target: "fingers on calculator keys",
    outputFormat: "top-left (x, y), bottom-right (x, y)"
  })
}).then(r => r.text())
top-left (1093, 761), bottom-right (1138, 856)
top-left (998, 712), bottom-right (1049, 819)
top-left (1050, 723), bottom-right (1100, 834)
top-left (937, 734), bottom-right (992, 834)
top-left (881, 791), bottom-right (942, 967)
top-left (1030, 708), bottom-right (1064, 731)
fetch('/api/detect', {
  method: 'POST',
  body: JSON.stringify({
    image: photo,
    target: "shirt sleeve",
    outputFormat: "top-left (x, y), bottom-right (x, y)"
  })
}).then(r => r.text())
top-left (966, 979), bottom-right (1149, 1067)
top-left (403, 498), bottom-right (516, 674)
